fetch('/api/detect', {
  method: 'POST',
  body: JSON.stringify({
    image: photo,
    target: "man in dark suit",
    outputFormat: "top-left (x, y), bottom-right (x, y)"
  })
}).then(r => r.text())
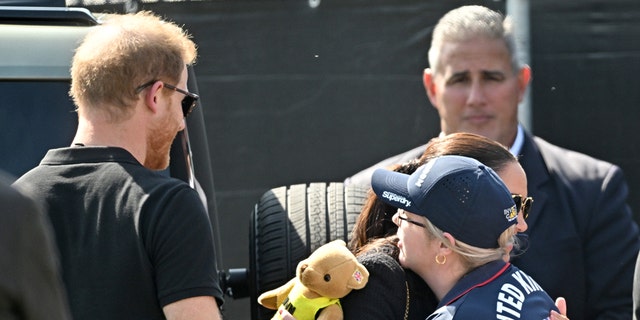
top-left (346, 5), bottom-right (639, 319)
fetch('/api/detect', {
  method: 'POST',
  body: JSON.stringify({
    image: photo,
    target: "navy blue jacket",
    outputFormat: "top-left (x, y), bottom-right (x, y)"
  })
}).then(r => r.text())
top-left (346, 131), bottom-right (640, 319)
top-left (427, 261), bottom-right (556, 319)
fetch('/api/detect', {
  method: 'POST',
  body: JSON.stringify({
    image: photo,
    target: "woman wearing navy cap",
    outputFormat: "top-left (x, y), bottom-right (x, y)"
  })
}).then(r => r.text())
top-left (371, 155), bottom-right (557, 319)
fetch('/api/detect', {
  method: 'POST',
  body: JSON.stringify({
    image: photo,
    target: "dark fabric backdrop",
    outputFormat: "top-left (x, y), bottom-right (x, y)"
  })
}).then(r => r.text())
top-left (79, 0), bottom-right (640, 318)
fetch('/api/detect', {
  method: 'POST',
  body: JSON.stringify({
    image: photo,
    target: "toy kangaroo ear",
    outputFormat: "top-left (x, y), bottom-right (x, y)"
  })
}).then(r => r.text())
top-left (347, 262), bottom-right (369, 289)
top-left (296, 259), bottom-right (309, 277)
top-left (328, 239), bottom-right (347, 247)
top-left (257, 291), bottom-right (278, 310)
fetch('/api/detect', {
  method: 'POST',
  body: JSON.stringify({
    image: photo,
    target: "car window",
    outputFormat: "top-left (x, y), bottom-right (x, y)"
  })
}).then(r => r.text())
top-left (0, 81), bottom-right (77, 177)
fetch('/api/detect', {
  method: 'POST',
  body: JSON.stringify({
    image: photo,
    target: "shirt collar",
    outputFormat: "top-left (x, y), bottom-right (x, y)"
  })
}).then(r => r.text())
top-left (438, 124), bottom-right (524, 157)
top-left (509, 125), bottom-right (524, 157)
top-left (438, 260), bottom-right (510, 307)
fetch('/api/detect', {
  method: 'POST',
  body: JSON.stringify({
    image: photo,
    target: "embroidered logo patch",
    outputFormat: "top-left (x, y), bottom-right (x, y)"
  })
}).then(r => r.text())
top-left (381, 191), bottom-right (412, 207)
top-left (353, 270), bottom-right (364, 283)
top-left (504, 205), bottom-right (518, 222)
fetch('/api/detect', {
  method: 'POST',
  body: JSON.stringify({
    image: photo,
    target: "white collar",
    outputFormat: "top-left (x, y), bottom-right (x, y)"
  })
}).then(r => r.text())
top-left (438, 125), bottom-right (524, 156)
top-left (509, 125), bottom-right (524, 157)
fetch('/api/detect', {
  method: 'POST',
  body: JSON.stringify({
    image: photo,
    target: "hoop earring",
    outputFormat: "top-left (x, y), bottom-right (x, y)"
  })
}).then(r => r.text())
top-left (435, 255), bottom-right (446, 265)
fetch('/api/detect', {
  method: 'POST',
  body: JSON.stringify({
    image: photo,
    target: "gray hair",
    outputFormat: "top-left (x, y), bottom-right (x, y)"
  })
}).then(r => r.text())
top-left (428, 5), bottom-right (521, 75)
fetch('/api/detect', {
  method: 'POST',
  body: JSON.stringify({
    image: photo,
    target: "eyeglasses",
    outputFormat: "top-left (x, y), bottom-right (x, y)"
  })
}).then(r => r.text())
top-left (511, 194), bottom-right (534, 219)
top-left (392, 210), bottom-right (427, 228)
top-left (136, 81), bottom-right (199, 118)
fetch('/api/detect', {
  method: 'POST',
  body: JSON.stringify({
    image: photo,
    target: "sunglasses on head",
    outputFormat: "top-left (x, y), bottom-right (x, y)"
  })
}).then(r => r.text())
top-left (511, 194), bottom-right (534, 219)
top-left (136, 80), bottom-right (199, 118)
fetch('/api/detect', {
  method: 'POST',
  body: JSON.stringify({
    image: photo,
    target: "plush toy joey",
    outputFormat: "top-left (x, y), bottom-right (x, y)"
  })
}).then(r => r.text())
top-left (257, 239), bottom-right (369, 320)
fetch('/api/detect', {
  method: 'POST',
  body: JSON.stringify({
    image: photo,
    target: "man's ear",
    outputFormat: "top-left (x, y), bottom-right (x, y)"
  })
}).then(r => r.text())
top-left (144, 81), bottom-right (163, 114)
top-left (517, 65), bottom-right (532, 102)
top-left (423, 68), bottom-right (438, 109)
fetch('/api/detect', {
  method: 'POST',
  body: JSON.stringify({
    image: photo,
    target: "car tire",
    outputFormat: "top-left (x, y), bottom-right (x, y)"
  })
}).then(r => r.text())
top-left (248, 182), bottom-right (368, 320)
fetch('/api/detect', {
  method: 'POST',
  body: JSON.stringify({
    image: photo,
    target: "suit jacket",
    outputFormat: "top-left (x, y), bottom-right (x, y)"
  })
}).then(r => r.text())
top-left (346, 131), bottom-right (640, 320)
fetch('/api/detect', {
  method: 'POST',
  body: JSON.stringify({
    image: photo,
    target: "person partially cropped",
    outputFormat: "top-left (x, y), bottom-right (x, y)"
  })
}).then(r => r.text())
top-left (0, 171), bottom-right (71, 320)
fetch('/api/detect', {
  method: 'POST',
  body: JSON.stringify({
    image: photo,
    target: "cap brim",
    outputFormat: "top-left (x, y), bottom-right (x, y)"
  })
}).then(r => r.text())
top-left (371, 168), bottom-right (414, 210)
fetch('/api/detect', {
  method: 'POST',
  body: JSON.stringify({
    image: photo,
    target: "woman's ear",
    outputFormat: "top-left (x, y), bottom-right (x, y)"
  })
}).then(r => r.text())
top-left (440, 232), bottom-right (456, 254)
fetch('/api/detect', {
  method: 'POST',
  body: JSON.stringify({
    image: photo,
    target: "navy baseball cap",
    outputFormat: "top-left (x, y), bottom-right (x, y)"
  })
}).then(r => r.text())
top-left (371, 155), bottom-right (518, 249)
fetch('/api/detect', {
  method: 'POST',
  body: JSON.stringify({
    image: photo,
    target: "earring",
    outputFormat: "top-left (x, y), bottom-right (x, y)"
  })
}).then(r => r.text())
top-left (435, 255), bottom-right (446, 265)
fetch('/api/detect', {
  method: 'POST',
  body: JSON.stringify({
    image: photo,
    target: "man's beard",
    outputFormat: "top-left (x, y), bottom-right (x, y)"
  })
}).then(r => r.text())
top-left (144, 111), bottom-right (179, 170)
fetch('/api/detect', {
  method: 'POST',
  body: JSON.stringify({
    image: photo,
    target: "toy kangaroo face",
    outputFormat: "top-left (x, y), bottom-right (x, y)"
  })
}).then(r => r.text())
top-left (297, 241), bottom-right (369, 298)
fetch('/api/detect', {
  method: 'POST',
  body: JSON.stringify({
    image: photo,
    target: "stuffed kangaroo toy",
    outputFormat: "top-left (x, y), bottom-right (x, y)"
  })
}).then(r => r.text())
top-left (257, 240), bottom-right (369, 320)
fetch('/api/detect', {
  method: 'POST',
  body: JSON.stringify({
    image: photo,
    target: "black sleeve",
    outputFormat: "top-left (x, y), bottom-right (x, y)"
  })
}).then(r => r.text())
top-left (341, 251), bottom-right (407, 319)
top-left (148, 186), bottom-right (224, 307)
top-left (586, 165), bottom-right (639, 319)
